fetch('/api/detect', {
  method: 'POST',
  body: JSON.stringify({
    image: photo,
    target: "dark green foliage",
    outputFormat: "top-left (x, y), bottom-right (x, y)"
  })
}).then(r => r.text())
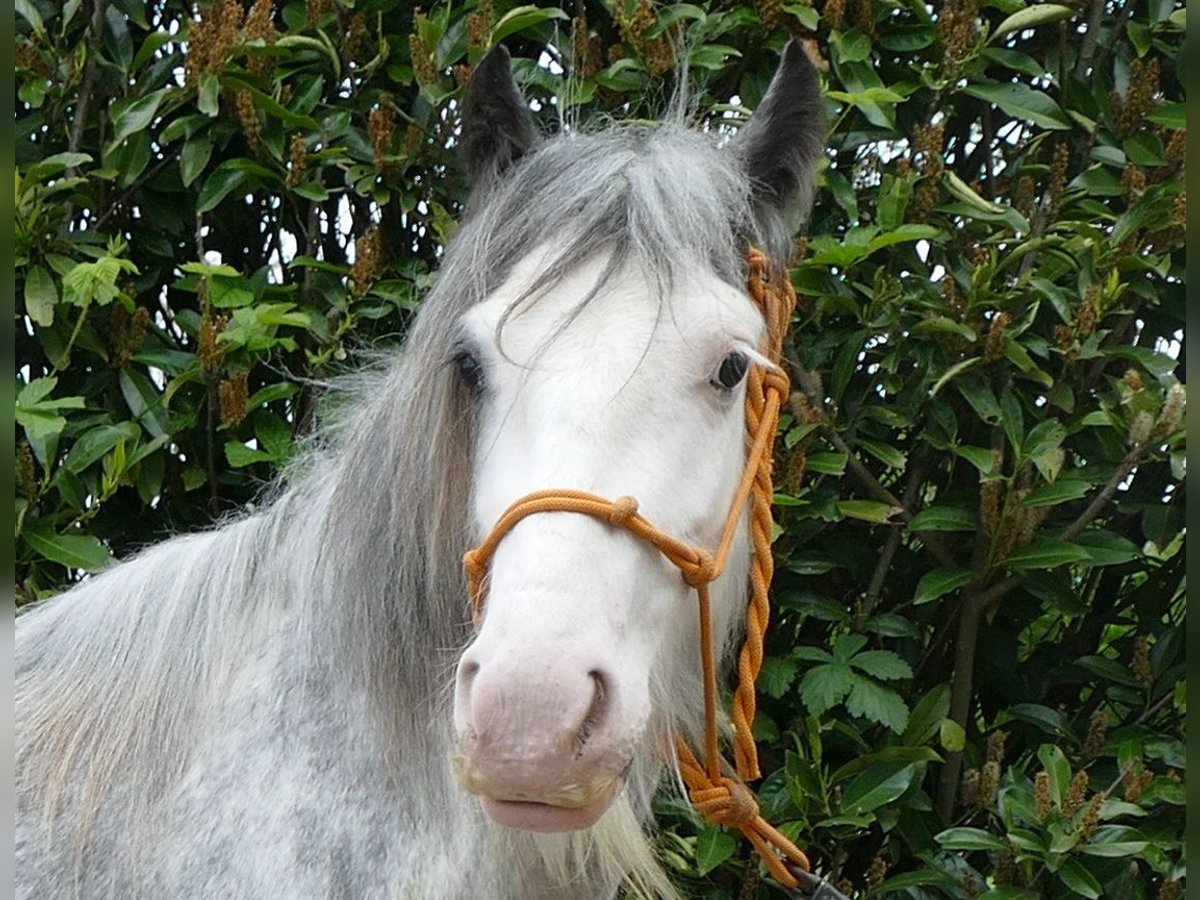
top-left (15, 0), bottom-right (1184, 897)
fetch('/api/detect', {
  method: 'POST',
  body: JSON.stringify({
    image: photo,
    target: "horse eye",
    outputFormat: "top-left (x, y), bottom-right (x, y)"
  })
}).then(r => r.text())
top-left (712, 351), bottom-right (749, 390)
top-left (454, 350), bottom-right (484, 392)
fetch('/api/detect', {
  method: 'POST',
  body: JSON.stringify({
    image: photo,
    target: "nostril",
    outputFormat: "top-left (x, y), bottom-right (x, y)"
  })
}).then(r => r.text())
top-left (575, 670), bottom-right (611, 756)
top-left (459, 659), bottom-right (480, 684)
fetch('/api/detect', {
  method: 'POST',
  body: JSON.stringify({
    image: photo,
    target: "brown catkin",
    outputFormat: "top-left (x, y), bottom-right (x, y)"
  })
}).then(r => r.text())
top-left (1158, 880), bottom-right (1181, 900)
top-left (410, 14), bottom-right (437, 86)
top-left (1114, 58), bottom-right (1162, 136)
top-left (198, 308), bottom-right (229, 375)
top-left (823, 0), bottom-right (846, 29)
top-left (986, 730), bottom-right (1008, 765)
top-left (980, 479), bottom-right (1002, 534)
top-left (866, 855), bottom-right (888, 889)
top-left (349, 227), bottom-right (383, 295)
top-left (1154, 383), bottom-right (1186, 437)
top-left (345, 13), bottom-right (370, 67)
top-left (305, 0), bottom-right (329, 27)
top-left (985, 311), bottom-right (1010, 361)
top-left (235, 90), bottom-right (262, 151)
top-left (1122, 162), bottom-right (1148, 202)
top-left (369, 99), bottom-right (396, 172)
top-left (1078, 792), bottom-right (1105, 840)
top-left (1064, 769), bottom-right (1089, 816)
top-left (937, 0), bottom-right (977, 77)
top-left (1074, 284), bottom-right (1100, 336)
top-left (286, 134), bottom-right (307, 188)
top-left (980, 760), bottom-right (1001, 807)
top-left (1034, 770), bottom-right (1053, 820)
top-left (18, 442), bottom-right (38, 500)
top-left (218, 370), bottom-right (250, 427)
top-left (466, 0), bottom-right (493, 50)
top-left (243, 0), bottom-right (278, 77)
top-left (1083, 708), bottom-right (1108, 757)
top-left (995, 851), bottom-right (1016, 886)
top-left (1132, 635), bottom-right (1153, 688)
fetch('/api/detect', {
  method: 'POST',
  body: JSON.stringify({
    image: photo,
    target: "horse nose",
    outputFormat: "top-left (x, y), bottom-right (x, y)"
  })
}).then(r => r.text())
top-left (455, 650), bottom-right (614, 762)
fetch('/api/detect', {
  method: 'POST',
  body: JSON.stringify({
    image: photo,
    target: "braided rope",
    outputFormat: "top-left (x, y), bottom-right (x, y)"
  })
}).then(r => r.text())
top-left (462, 249), bottom-right (809, 886)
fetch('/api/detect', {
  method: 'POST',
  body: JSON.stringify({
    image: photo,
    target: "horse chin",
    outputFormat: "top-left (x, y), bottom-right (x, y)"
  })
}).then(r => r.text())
top-left (480, 779), bottom-right (622, 832)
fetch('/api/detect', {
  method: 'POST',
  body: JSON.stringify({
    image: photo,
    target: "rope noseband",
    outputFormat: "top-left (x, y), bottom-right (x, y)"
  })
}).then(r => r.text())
top-left (462, 248), bottom-right (814, 889)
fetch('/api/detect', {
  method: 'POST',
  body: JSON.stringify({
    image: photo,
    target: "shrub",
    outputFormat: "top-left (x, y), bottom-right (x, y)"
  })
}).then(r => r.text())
top-left (15, 1), bottom-right (1184, 896)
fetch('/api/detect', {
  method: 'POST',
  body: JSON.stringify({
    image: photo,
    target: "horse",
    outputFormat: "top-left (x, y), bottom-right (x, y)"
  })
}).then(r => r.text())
top-left (16, 42), bottom-right (824, 899)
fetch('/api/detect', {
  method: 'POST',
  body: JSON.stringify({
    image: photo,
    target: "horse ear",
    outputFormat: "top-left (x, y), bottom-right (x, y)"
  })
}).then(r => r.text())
top-left (734, 42), bottom-right (826, 231)
top-left (461, 45), bottom-right (538, 206)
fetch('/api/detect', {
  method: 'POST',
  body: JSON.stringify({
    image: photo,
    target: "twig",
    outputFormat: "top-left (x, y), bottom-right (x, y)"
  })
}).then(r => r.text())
top-left (1073, 0), bottom-right (1107, 79)
top-left (91, 151), bottom-right (179, 230)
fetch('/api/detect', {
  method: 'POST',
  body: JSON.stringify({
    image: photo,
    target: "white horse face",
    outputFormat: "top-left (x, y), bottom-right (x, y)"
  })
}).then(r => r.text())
top-left (451, 247), bottom-right (764, 832)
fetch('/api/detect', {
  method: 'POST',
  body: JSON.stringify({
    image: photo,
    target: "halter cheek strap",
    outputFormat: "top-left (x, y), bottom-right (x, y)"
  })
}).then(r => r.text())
top-left (462, 248), bottom-right (813, 888)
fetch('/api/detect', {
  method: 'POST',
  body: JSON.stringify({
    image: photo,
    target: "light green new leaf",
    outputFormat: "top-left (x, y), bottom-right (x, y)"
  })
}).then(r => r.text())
top-left (990, 4), bottom-right (1076, 43)
top-left (24, 265), bottom-right (57, 326)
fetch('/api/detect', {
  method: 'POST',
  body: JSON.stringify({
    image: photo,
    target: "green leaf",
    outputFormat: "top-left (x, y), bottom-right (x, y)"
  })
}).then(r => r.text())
top-left (913, 567), bottom-right (973, 605)
top-left (197, 165), bottom-right (252, 214)
top-left (759, 655), bottom-right (799, 699)
top-left (850, 650), bottom-right (912, 681)
top-left (934, 826), bottom-right (1006, 851)
top-left (1036, 744), bottom-right (1070, 806)
top-left (1055, 858), bottom-right (1101, 899)
top-left (857, 438), bottom-right (907, 469)
top-left (693, 826), bottom-right (736, 875)
top-left (841, 761), bottom-right (918, 813)
top-left (1004, 536), bottom-right (1091, 569)
top-left (990, 4), bottom-right (1076, 42)
top-left (901, 683), bottom-right (950, 744)
top-left (225, 441), bottom-right (275, 468)
top-left (1021, 418), bottom-right (1067, 460)
top-left (1077, 825), bottom-right (1149, 857)
top-left (180, 135), bottom-right (214, 188)
top-left (845, 675), bottom-right (909, 733)
top-left (1019, 479), bottom-right (1090, 507)
top-left (1073, 529), bottom-right (1141, 566)
top-left (961, 82), bottom-right (1071, 130)
top-left (22, 529), bottom-right (113, 572)
top-left (838, 499), bottom-right (900, 523)
top-left (490, 5), bottom-right (570, 42)
top-left (107, 88), bottom-right (170, 151)
top-left (807, 452), bottom-right (848, 475)
top-left (16, 0), bottom-right (47, 37)
top-left (930, 357), bottom-right (983, 396)
top-left (24, 264), bottom-right (58, 326)
top-left (64, 422), bottom-right (140, 473)
top-left (907, 505), bottom-right (976, 532)
top-left (940, 718), bottom-right (966, 752)
top-left (119, 369), bottom-right (172, 438)
top-left (954, 444), bottom-right (998, 474)
top-left (292, 181), bottom-right (330, 201)
top-left (198, 72), bottom-right (220, 116)
top-left (798, 663), bottom-right (854, 716)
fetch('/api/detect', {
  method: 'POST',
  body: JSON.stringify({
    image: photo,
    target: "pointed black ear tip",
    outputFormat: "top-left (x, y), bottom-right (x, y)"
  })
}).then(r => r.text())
top-left (477, 43), bottom-right (512, 72)
top-left (778, 40), bottom-right (820, 87)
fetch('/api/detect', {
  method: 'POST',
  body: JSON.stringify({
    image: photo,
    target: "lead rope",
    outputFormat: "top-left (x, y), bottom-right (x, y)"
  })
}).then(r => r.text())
top-left (464, 249), bottom-right (833, 894)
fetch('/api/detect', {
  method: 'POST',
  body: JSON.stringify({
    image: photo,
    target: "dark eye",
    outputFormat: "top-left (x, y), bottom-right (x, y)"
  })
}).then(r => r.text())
top-left (712, 351), bottom-right (749, 390)
top-left (454, 349), bottom-right (484, 392)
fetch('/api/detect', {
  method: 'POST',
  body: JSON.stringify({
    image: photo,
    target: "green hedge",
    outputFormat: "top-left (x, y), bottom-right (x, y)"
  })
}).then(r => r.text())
top-left (15, 0), bottom-right (1184, 896)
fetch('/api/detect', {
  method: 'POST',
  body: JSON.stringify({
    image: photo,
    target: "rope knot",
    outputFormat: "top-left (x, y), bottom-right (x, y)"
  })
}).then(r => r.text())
top-left (761, 367), bottom-right (790, 398)
top-left (606, 496), bottom-right (639, 527)
top-left (463, 549), bottom-right (487, 584)
top-left (682, 550), bottom-right (718, 587)
top-left (691, 776), bottom-right (760, 829)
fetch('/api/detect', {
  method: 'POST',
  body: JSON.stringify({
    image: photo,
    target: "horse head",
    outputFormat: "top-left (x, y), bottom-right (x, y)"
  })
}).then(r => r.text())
top-left (448, 44), bottom-right (824, 834)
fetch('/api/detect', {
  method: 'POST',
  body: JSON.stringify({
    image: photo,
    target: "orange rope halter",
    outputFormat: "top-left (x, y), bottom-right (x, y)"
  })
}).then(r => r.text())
top-left (462, 248), bottom-right (812, 888)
